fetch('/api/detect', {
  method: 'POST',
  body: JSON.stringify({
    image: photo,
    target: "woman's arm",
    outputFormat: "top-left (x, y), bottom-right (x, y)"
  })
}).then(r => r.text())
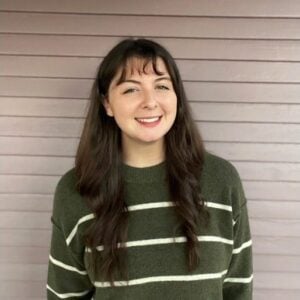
top-left (47, 217), bottom-right (95, 299)
top-left (223, 200), bottom-right (253, 299)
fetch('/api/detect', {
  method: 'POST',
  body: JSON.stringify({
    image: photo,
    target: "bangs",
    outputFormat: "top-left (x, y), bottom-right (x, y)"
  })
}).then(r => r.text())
top-left (116, 56), bottom-right (165, 85)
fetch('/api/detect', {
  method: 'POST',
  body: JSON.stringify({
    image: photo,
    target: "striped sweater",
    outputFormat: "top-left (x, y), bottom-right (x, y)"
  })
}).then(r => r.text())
top-left (47, 151), bottom-right (253, 299)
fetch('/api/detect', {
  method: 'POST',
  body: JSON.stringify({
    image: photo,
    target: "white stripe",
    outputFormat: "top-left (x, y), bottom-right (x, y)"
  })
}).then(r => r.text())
top-left (46, 284), bottom-right (91, 298)
top-left (232, 219), bottom-right (237, 226)
top-left (232, 240), bottom-right (252, 254)
top-left (224, 274), bottom-right (253, 283)
top-left (85, 235), bottom-right (233, 252)
top-left (94, 269), bottom-right (228, 287)
top-left (49, 254), bottom-right (88, 275)
top-left (128, 201), bottom-right (174, 211)
top-left (66, 201), bottom-right (231, 245)
top-left (206, 202), bottom-right (232, 212)
top-left (66, 213), bottom-right (94, 245)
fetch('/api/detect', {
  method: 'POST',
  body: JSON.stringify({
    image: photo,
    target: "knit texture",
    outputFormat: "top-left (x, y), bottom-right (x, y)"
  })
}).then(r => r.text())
top-left (47, 151), bottom-right (253, 299)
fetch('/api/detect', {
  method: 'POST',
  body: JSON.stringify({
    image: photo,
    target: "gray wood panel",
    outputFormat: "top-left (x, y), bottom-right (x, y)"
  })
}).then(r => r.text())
top-left (3, 34), bottom-right (300, 61)
top-left (248, 200), bottom-right (300, 219)
top-left (0, 246), bottom-right (49, 264)
top-left (0, 229), bottom-right (51, 247)
top-left (205, 142), bottom-right (300, 163)
top-left (3, 56), bottom-right (300, 82)
top-left (1, 0), bottom-right (300, 17)
top-left (0, 136), bottom-right (79, 156)
top-left (0, 281), bottom-right (45, 298)
top-left (255, 290), bottom-right (300, 300)
top-left (1, 12), bottom-right (300, 39)
top-left (0, 194), bottom-right (53, 211)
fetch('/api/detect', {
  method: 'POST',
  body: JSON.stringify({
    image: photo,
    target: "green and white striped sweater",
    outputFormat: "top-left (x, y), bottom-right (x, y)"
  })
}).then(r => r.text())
top-left (47, 151), bottom-right (253, 299)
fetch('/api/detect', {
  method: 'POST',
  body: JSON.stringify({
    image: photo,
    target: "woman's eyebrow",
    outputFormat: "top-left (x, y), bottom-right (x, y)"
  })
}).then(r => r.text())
top-left (117, 76), bottom-right (171, 86)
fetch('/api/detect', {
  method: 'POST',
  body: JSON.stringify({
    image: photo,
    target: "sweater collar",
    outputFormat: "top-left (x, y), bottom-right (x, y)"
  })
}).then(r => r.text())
top-left (122, 161), bottom-right (167, 183)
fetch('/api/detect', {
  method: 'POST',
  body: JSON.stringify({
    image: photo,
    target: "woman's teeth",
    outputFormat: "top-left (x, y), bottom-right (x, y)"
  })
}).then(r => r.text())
top-left (136, 117), bottom-right (160, 123)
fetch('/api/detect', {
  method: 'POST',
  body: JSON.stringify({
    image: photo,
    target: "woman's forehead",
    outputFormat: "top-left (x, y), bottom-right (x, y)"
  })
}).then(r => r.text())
top-left (118, 57), bottom-right (167, 79)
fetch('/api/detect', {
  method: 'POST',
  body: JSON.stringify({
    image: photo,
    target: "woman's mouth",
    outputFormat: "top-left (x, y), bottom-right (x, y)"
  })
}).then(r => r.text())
top-left (135, 116), bottom-right (162, 127)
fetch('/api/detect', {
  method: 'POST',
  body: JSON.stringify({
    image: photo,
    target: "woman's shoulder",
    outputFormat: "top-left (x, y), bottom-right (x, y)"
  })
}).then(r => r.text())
top-left (52, 167), bottom-right (92, 230)
top-left (203, 150), bottom-right (242, 185)
top-left (202, 150), bottom-right (246, 214)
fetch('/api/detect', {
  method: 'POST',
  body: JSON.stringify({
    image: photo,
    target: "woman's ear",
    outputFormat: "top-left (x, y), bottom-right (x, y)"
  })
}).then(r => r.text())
top-left (103, 97), bottom-right (114, 117)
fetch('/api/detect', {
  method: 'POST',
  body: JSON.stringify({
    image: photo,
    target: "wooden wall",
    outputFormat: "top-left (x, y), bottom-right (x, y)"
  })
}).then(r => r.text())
top-left (0, 0), bottom-right (300, 299)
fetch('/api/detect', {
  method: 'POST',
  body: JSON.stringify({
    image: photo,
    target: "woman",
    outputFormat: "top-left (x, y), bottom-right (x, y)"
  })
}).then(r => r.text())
top-left (47, 38), bottom-right (253, 299)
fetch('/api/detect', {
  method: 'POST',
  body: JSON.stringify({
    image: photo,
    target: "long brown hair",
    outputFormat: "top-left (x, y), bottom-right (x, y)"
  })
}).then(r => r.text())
top-left (75, 38), bottom-right (209, 286)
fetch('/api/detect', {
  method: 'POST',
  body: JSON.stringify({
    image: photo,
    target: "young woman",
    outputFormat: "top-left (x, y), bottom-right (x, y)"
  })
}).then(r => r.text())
top-left (47, 38), bottom-right (253, 299)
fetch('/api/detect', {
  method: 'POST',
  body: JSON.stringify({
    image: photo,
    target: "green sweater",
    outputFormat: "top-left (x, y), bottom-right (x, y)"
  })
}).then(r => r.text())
top-left (47, 151), bottom-right (253, 299)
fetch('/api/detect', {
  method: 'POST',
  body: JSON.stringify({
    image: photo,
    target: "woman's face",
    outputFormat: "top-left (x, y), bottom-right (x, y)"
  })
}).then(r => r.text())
top-left (104, 57), bottom-right (177, 149)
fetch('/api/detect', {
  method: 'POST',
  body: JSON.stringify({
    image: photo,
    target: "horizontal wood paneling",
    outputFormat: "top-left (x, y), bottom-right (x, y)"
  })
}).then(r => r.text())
top-left (0, 194), bottom-right (53, 211)
top-left (0, 281), bottom-right (44, 298)
top-left (0, 137), bottom-right (79, 156)
top-left (0, 246), bottom-right (48, 264)
top-left (3, 34), bottom-right (300, 61)
top-left (2, 56), bottom-right (300, 82)
top-left (1, 12), bottom-right (300, 39)
top-left (0, 263), bottom-right (47, 281)
top-left (254, 236), bottom-right (300, 255)
top-left (0, 97), bottom-right (89, 117)
top-left (1, 0), bottom-right (300, 17)
top-left (254, 272), bottom-right (300, 289)
top-left (0, 229), bottom-right (50, 247)
top-left (255, 254), bottom-right (300, 272)
top-left (198, 122), bottom-right (300, 143)
top-left (248, 200), bottom-right (300, 219)
top-left (245, 181), bottom-right (300, 201)
top-left (205, 143), bottom-right (300, 163)
top-left (0, 175), bottom-right (59, 194)
top-left (255, 290), bottom-right (300, 300)
top-left (234, 161), bottom-right (300, 181)
top-left (0, 212), bottom-right (51, 229)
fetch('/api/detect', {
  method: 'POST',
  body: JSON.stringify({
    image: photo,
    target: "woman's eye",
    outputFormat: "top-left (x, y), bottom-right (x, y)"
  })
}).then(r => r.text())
top-left (157, 85), bottom-right (169, 90)
top-left (123, 88), bottom-right (137, 94)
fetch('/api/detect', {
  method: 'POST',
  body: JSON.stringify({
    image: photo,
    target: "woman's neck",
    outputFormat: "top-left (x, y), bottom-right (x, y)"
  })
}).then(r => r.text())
top-left (122, 138), bottom-right (165, 168)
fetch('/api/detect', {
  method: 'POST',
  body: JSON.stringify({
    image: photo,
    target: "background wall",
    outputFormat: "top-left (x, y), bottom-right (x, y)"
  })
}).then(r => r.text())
top-left (1, 0), bottom-right (300, 299)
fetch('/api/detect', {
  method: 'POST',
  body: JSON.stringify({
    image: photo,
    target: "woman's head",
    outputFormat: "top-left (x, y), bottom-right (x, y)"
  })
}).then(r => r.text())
top-left (95, 38), bottom-right (193, 153)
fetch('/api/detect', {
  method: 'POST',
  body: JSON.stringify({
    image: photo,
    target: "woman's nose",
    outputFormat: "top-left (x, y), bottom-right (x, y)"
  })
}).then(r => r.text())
top-left (142, 90), bottom-right (158, 109)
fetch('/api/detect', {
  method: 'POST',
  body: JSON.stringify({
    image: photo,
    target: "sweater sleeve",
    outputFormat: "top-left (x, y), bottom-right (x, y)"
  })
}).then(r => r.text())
top-left (223, 199), bottom-right (253, 300)
top-left (47, 217), bottom-right (95, 299)
top-left (46, 172), bottom-right (95, 299)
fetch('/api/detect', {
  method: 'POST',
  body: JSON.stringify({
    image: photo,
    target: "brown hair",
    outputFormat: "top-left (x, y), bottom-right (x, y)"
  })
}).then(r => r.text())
top-left (75, 38), bottom-right (209, 286)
